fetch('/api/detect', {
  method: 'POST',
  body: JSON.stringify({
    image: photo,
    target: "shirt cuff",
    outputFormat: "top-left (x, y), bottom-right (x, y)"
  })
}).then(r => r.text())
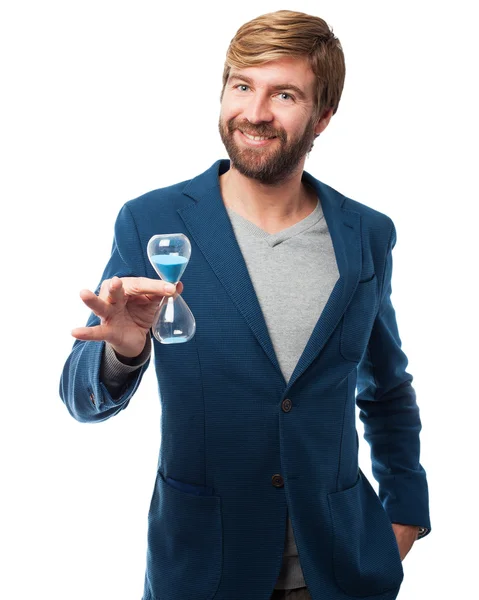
top-left (101, 337), bottom-right (151, 393)
top-left (417, 527), bottom-right (429, 539)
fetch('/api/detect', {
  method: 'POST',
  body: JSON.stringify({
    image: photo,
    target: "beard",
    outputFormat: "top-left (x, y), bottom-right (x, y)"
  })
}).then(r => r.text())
top-left (218, 114), bottom-right (317, 185)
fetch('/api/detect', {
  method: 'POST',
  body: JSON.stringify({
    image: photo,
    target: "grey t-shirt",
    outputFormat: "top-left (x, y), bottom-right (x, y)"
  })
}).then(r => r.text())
top-left (225, 198), bottom-right (339, 588)
top-left (101, 195), bottom-right (339, 589)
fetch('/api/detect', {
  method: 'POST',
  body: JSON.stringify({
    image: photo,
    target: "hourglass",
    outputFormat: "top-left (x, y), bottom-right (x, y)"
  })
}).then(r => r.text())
top-left (147, 233), bottom-right (196, 344)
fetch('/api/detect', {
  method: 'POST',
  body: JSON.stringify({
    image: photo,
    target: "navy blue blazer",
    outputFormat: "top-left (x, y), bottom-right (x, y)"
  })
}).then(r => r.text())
top-left (60, 159), bottom-right (430, 600)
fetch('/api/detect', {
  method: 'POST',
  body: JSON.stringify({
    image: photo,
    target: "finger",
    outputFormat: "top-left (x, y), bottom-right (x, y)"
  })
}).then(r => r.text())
top-left (79, 289), bottom-right (111, 319)
top-left (145, 281), bottom-right (184, 301)
top-left (71, 324), bottom-right (109, 342)
top-left (121, 277), bottom-right (177, 297)
top-left (104, 276), bottom-right (125, 304)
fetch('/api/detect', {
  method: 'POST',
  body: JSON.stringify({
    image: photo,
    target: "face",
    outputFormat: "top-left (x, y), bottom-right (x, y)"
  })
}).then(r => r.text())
top-left (218, 56), bottom-right (329, 185)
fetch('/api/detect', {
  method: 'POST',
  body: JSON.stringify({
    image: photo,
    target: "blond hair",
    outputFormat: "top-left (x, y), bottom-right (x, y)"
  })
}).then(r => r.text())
top-left (221, 10), bottom-right (345, 118)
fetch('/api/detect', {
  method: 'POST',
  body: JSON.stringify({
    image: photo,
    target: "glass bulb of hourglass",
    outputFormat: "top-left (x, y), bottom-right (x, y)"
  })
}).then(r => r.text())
top-left (147, 234), bottom-right (196, 344)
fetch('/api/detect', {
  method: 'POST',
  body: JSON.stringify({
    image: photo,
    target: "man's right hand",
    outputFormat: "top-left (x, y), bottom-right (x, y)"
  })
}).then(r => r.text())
top-left (71, 276), bottom-right (184, 358)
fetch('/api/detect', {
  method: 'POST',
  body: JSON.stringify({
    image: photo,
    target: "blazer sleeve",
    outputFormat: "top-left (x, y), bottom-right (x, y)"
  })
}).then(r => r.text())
top-left (355, 222), bottom-right (431, 537)
top-left (59, 203), bottom-right (151, 423)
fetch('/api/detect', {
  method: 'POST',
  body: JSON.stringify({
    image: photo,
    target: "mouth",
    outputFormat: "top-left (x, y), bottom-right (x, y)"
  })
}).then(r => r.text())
top-left (238, 130), bottom-right (277, 145)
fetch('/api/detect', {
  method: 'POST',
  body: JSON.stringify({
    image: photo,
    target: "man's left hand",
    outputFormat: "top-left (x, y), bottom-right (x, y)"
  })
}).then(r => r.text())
top-left (391, 523), bottom-right (420, 560)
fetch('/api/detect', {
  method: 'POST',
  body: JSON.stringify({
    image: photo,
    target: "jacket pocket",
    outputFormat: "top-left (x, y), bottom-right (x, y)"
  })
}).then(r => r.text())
top-left (146, 471), bottom-right (222, 600)
top-left (340, 275), bottom-right (378, 363)
top-left (327, 470), bottom-right (403, 597)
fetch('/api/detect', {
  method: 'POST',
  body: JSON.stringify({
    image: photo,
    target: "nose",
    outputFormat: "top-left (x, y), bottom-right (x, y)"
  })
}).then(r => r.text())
top-left (243, 93), bottom-right (274, 124)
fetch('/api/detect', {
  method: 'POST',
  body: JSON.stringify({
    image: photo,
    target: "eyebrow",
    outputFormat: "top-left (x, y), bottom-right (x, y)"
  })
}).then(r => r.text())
top-left (228, 73), bottom-right (308, 101)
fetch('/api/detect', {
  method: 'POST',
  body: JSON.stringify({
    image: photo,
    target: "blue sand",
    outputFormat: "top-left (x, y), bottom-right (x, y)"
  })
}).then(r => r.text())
top-left (161, 336), bottom-right (190, 344)
top-left (151, 254), bottom-right (188, 283)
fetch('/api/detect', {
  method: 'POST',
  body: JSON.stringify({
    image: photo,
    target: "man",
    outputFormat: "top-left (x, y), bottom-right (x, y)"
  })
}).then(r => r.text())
top-left (60, 9), bottom-right (430, 600)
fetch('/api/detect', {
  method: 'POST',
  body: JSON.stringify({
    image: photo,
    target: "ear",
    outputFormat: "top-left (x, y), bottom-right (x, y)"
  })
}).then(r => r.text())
top-left (314, 107), bottom-right (334, 136)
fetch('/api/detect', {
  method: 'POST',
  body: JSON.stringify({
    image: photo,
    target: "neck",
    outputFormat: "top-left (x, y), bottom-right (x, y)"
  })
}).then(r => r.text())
top-left (219, 161), bottom-right (317, 234)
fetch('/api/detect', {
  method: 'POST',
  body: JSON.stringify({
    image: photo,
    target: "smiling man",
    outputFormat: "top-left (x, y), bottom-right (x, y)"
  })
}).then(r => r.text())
top-left (61, 10), bottom-right (430, 600)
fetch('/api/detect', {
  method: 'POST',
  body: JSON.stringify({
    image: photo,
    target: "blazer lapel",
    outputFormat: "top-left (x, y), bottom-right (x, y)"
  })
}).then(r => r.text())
top-left (178, 160), bottom-right (283, 379)
top-left (177, 160), bottom-right (363, 389)
top-left (286, 173), bottom-right (362, 389)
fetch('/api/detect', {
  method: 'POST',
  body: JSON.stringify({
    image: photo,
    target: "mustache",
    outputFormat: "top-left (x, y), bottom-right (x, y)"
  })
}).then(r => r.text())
top-left (226, 119), bottom-right (286, 141)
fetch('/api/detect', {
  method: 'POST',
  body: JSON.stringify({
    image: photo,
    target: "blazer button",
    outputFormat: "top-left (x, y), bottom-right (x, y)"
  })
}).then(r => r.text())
top-left (272, 474), bottom-right (284, 488)
top-left (281, 398), bottom-right (292, 412)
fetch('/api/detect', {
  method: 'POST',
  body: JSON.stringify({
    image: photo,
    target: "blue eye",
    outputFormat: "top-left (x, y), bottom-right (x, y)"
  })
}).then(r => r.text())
top-left (236, 84), bottom-right (249, 92)
top-left (278, 92), bottom-right (293, 101)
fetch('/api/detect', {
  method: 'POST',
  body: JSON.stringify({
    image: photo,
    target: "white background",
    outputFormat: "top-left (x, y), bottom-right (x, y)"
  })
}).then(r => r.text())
top-left (1, 0), bottom-right (477, 598)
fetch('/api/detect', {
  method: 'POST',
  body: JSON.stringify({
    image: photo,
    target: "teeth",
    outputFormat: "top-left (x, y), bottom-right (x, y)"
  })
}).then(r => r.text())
top-left (242, 132), bottom-right (273, 141)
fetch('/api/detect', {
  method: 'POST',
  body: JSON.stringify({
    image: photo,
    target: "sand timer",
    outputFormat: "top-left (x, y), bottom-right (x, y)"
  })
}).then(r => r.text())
top-left (147, 234), bottom-right (196, 344)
